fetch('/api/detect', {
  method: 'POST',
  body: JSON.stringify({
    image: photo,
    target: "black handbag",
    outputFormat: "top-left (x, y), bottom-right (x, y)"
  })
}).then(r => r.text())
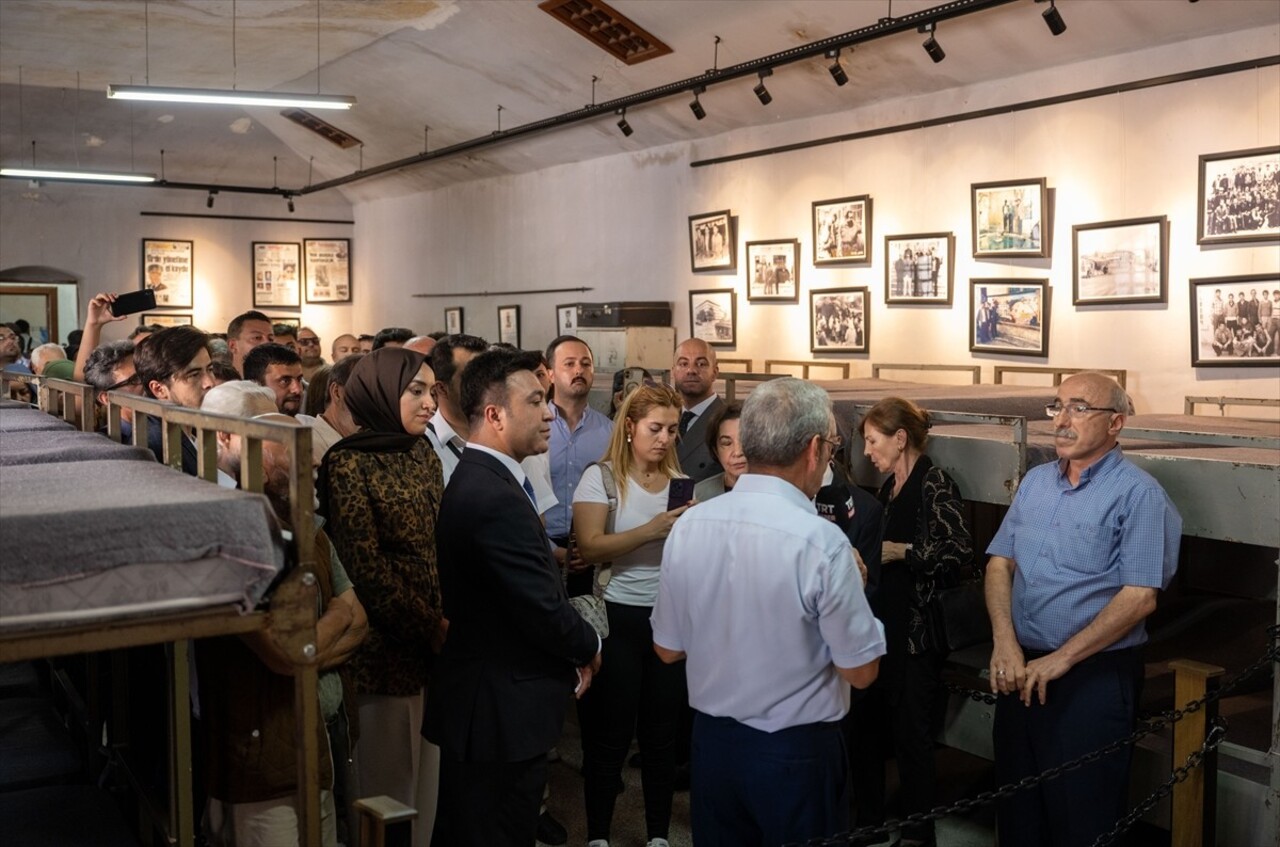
top-left (926, 580), bottom-right (991, 652)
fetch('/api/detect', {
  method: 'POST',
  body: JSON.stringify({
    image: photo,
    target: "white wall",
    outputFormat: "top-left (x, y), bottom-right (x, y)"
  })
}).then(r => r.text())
top-left (352, 26), bottom-right (1280, 414)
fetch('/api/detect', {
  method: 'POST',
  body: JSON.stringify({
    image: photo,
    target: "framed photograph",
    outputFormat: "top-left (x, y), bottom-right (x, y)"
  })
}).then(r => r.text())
top-left (1072, 216), bottom-right (1168, 305)
top-left (445, 307), bottom-right (464, 336)
top-left (1197, 146), bottom-right (1280, 245)
top-left (497, 305), bottom-right (521, 347)
top-left (688, 210), bottom-right (736, 273)
top-left (267, 315), bottom-right (301, 330)
top-left (555, 303), bottom-right (578, 334)
top-left (689, 288), bottom-right (737, 347)
top-left (252, 242), bottom-right (301, 308)
top-left (971, 178), bottom-right (1048, 258)
top-left (140, 313), bottom-right (192, 328)
top-left (970, 279), bottom-right (1050, 357)
top-left (1188, 273), bottom-right (1279, 367)
top-left (746, 239), bottom-right (800, 302)
top-left (885, 232), bottom-right (955, 304)
top-left (303, 238), bottom-right (351, 304)
top-left (141, 238), bottom-right (194, 308)
top-left (812, 195), bottom-right (872, 265)
top-left (810, 287), bottom-right (869, 353)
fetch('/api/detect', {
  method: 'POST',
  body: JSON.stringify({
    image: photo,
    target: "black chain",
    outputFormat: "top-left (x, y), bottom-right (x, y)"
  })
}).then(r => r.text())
top-left (789, 626), bottom-right (1278, 847)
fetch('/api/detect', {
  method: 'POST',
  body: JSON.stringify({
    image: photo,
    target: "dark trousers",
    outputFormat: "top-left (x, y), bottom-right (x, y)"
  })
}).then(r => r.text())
top-left (691, 712), bottom-right (849, 847)
top-left (848, 649), bottom-right (944, 841)
top-left (432, 753), bottom-right (547, 847)
top-left (994, 646), bottom-right (1142, 847)
top-left (580, 601), bottom-right (685, 841)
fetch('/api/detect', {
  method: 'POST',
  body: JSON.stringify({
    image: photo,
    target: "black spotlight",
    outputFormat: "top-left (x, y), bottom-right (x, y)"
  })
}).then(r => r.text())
top-left (689, 86), bottom-right (706, 121)
top-left (206, 191), bottom-right (215, 209)
top-left (616, 108), bottom-right (633, 137)
top-left (920, 22), bottom-right (945, 63)
top-left (1042, 0), bottom-right (1066, 36)
top-left (753, 68), bottom-right (773, 105)
top-left (287, 196), bottom-right (295, 214)
top-left (826, 48), bottom-right (849, 87)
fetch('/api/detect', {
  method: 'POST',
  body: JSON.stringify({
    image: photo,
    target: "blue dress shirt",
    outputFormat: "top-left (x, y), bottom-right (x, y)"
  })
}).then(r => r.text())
top-left (544, 402), bottom-right (613, 539)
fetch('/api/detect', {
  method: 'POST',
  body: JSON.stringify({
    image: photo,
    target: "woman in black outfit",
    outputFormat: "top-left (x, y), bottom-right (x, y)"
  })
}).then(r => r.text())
top-left (850, 397), bottom-right (973, 847)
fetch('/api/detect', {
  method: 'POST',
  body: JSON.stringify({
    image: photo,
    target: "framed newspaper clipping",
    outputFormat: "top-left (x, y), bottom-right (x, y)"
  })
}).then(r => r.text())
top-left (303, 238), bottom-right (352, 304)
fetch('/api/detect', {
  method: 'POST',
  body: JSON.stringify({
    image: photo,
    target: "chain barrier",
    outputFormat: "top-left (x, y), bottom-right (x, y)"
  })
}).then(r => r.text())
top-left (789, 625), bottom-right (1278, 847)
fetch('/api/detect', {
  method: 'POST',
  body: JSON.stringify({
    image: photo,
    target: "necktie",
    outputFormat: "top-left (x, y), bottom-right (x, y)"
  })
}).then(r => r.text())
top-left (521, 477), bottom-right (537, 508)
top-left (679, 410), bottom-right (695, 436)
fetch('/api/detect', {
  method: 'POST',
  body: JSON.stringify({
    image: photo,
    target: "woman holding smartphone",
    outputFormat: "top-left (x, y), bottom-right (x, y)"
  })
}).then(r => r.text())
top-left (572, 383), bottom-right (691, 847)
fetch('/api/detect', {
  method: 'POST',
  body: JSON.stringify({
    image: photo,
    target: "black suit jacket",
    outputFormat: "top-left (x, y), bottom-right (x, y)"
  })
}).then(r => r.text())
top-left (424, 448), bottom-right (598, 763)
top-left (676, 395), bottom-right (725, 482)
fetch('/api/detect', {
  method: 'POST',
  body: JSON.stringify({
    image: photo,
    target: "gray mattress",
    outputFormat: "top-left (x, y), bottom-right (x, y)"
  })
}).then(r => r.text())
top-left (0, 407), bottom-right (75, 432)
top-left (0, 398), bottom-right (31, 409)
top-left (0, 430), bottom-right (156, 465)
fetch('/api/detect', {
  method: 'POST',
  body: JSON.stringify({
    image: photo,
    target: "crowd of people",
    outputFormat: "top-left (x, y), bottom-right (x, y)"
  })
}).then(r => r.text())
top-left (5, 297), bottom-right (1185, 847)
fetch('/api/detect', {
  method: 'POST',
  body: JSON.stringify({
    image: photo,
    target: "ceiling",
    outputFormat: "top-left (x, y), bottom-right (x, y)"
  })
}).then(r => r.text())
top-left (1, 0), bottom-right (1276, 205)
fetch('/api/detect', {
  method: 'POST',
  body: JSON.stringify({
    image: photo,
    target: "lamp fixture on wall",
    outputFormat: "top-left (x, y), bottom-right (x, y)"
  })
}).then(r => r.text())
top-left (0, 167), bottom-right (157, 184)
top-left (753, 69), bottom-right (773, 105)
top-left (286, 195), bottom-right (296, 213)
top-left (826, 48), bottom-right (850, 86)
top-left (920, 22), bottom-right (946, 63)
top-left (616, 108), bottom-right (633, 137)
top-left (689, 86), bottom-right (707, 120)
top-left (1041, 0), bottom-right (1067, 36)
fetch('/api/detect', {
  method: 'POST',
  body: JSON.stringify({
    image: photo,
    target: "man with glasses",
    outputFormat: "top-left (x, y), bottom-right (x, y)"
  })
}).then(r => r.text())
top-left (83, 340), bottom-right (144, 436)
top-left (984, 371), bottom-right (1181, 847)
top-left (652, 377), bottom-right (884, 846)
top-left (297, 327), bottom-right (326, 381)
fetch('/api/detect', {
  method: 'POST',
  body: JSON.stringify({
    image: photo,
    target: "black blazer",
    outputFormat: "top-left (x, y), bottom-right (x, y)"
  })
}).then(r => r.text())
top-left (676, 395), bottom-right (725, 482)
top-left (424, 448), bottom-right (598, 763)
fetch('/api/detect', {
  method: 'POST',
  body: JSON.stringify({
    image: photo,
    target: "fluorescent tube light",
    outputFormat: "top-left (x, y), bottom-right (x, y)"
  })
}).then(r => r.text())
top-left (0, 167), bottom-right (157, 183)
top-left (108, 84), bottom-right (356, 110)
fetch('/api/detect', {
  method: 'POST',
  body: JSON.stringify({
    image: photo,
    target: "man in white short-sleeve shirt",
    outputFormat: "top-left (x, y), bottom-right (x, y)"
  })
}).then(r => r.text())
top-left (652, 377), bottom-right (885, 847)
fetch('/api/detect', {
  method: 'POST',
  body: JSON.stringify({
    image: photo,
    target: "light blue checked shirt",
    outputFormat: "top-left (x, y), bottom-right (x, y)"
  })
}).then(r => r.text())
top-left (987, 446), bottom-right (1182, 652)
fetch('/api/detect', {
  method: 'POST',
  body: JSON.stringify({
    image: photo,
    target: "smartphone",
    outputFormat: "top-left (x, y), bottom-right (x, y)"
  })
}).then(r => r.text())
top-left (110, 289), bottom-right (158, 317)
top-left (622, 367), bottom-right (647, 399)
top-left (666, 477), bottom-right (695, 511)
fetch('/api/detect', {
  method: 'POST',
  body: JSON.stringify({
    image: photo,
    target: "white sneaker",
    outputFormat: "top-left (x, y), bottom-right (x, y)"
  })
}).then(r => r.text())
top-left (647, 840), bottom-right (671, 847)
top-left (587, 840), bottom-right (609, 847)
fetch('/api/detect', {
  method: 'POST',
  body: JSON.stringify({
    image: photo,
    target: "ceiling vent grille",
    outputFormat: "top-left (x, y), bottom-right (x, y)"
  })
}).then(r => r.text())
top-left (280, 109), bottom-right (363, 149)
top-left (538, 0), bottom-right (673, 65)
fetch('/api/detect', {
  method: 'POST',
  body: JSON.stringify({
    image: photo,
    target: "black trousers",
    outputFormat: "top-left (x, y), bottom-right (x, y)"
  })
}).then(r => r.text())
top-left (848, 649), bottom-right (945, 841)
top-left (993, 646), bottom-right (1142, 847)
top-left (579, 601), bottom-right (686, 841)
top-left (432, 753), bottom-right (547, 847)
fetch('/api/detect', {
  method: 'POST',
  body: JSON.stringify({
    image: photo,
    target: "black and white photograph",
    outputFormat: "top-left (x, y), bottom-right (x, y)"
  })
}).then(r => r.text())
top-left (267, 315), bottom-right (301, 330)
top-left (1072, 216), bottom-right (1168, 305)
top-left (813, 195), bottom-right (872, 265)
top-left (810, 287), bottom-right (869, 353)
top-left (1197, 146), bottom-right (1280, 245)
top-left (970, 278), bottom-right (1050, 357)
top-left (746, 239), bottom-right (800, 302)
top-left (885, 232), bottom-right (955, 304)
top-left (1189, 274), bottom-right (1279, 367)
top-left (556, 303), bottom-right (578, 334)
top-left (971, 178), bottom-right (1048, 258)
top-left (140, 313), bottom-right (192, 328)
top-left (688, 209), bottom-right (736, 273)
top-left (445, 307), bottom-right (463, 335)
top-left (498, 304), bottom-right (520, 347)
top-left (689, 288), bottom-right (737, 347)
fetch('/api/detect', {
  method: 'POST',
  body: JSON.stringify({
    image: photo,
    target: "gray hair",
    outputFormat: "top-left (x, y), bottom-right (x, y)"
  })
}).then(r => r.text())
top-left (84, 340), bottom-right (136, 396)
top-left (201, 380), bottom-right (277, 419)
top-left (740, 377), bottom-right (832, 466)
top-left (30, 342), bottom-right (67, 374)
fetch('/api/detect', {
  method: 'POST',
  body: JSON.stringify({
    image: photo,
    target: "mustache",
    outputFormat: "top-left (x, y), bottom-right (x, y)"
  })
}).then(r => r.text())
top-left (1054, 428), bottom-right (1076, 439)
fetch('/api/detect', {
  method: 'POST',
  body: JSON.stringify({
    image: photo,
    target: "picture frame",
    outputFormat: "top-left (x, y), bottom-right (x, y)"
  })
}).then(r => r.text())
top-left (140, 313), bottom-right (192, 328)
top-left (267, 315), bottom-right (301, 330)
top-left (688, 209), bottom-right (736, 273)
top-left (141, 238), bottom-right (194, 308)
top-left (303, 238), bottom-right (352, 304)
top-left (1072, 216), bottom-right (1168, 305)
top-left (970, 278), bottom-right (1050, 357)
top-left (445, 307), bottom-right (464, 336)
top-left (812, 195), bottom-right (872, 265)
top-left (497, 305), bottom-right (521, 347)
top-left (971, 178), bottom-right (1048, 258)
top-left (745, 239), bottom-right (800, 302)
top-left (885, 232), bottom-right (955, 304)
top-left (252, 242), bottom-right (302, 308)
top-left (555, 303), bottom-right (578, 335)
top-left (689, 288), bottom-right (737, 347)
top-left (1188, 273), bottom-right (1279, 367)
top-left (810, 287), bottom-right (869, 353)
top-left (1197, 145), bottom-right (1280, 245)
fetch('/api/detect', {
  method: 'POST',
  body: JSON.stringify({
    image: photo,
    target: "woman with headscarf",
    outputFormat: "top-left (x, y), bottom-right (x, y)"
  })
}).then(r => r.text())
top-left (318, 347), bottom-right (444, 823)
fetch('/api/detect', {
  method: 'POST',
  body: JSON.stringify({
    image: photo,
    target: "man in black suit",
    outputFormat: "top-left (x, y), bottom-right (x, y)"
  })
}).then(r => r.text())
top-left (426, 348), bottom-right (601, 846)
top-left (673, 337), bottom-right (725, 482)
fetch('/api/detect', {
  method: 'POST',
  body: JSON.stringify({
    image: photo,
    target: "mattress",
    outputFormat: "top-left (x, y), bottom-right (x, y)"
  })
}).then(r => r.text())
top-left (0, 398), bottom-right (30, 409)
top-left (0, 407), bottom-right (75, 433)
top-left (0, 459), bottom-right (283, 630)
top-left (0, 430), bottom-right (156, 466)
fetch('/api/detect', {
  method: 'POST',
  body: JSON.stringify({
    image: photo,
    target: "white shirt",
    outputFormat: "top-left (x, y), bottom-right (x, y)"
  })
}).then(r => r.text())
top-left (651, 473), bottom-right (886, 732)
top-left (426, 409), bottom-right (466, 485)
top-left (308, 413), bottom-right (345, 464)
top-left (522, 450), bottom-right (558, 516)
top-left (573, 464), bottom-right (669, 607)
top-left (682, 393), bottom-right (719, 428)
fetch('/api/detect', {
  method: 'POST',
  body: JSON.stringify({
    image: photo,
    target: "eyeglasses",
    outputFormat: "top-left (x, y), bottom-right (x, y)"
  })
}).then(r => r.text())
top-left (105, 374), bottom-right (142, 392)
top-left (1046, 402), bottom-right (1120, 419)
top-left (297, 337), bottom-right (320, 347)
top-left (819, 433), bottom-right (844, 452)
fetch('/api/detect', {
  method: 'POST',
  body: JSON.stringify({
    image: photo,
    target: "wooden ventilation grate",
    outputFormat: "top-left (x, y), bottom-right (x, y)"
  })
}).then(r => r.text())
top-left (538, 0), bottom-right (673, 66)
top-left (280, 109), bottom-right (363, 149)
